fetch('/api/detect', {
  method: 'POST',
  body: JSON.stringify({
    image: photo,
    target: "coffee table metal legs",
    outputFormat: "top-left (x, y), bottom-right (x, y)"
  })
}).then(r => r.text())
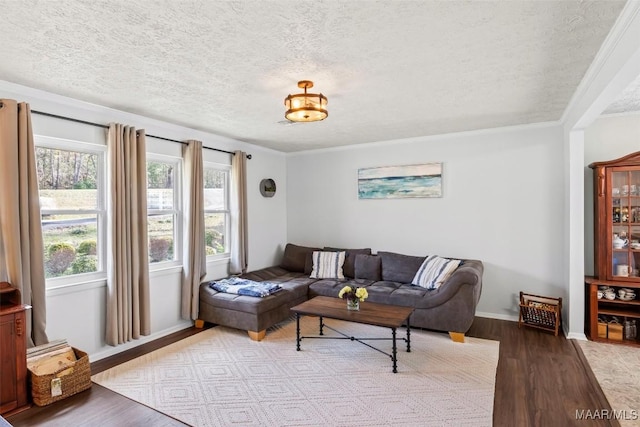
top-left (407, 316), bottom-right (411, 353)
top-left (391, 319), bottom-right (412, 372)
top-left (392, 328), bottom-right (398, 373)
top-left (296, 313), bottom-right (301, 351)
top-left (294, 315), bottom-right (412, 373)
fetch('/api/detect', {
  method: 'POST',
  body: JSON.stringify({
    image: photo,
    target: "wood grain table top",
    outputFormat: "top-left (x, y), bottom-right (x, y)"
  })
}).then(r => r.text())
top-left (291, 296), bottom-right (413, 328)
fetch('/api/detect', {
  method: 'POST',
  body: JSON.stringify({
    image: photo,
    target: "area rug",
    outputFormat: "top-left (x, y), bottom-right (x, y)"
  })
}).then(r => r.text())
top-left (577, 339), bottom-right (640, 427)
top-left (92, 317), bottom-right (499, 426)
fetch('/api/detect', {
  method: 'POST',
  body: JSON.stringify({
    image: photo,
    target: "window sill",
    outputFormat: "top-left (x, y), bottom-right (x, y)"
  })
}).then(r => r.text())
top-left (44, 259), bottom-right (229, 296)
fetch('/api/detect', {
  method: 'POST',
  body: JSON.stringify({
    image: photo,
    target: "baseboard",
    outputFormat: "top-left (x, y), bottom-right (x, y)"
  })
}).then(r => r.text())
top-left (90, 321), bottom-right (193, 362)
top-left (566, 332), bottom-right (588, 341)
top-left (476, 311), bottom-right (578, 339)
top-left (475, 311), bottom-right (519, 322)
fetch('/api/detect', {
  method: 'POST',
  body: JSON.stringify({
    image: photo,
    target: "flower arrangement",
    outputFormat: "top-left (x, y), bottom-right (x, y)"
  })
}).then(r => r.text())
top-left (338, 285), bottom-right (368, 302)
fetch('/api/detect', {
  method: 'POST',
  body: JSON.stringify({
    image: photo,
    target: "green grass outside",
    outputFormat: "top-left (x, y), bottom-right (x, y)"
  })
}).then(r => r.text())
top-left (40, 190), bottom-right (226, 277)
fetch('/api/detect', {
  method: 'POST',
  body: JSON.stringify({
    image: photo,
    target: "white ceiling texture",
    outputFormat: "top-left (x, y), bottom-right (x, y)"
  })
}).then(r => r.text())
top-left (0, 0), bottom-right (631, 153)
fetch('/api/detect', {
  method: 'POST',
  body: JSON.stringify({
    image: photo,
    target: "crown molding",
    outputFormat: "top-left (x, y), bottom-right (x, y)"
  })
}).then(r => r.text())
top-left (1, 79), bottom-right (286, 157)
top-left (561, 1), bottom-right (640, 129)
top-left (286, 120), bottom-right (561, 157)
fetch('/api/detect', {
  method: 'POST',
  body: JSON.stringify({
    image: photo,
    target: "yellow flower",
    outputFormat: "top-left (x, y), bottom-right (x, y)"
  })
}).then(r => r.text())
top-left (339, 285), bottom-right (368, 302)
top-left (355, 287), bottom-right (368, 301)
top-left (338, 286), bottom-right (352, 299)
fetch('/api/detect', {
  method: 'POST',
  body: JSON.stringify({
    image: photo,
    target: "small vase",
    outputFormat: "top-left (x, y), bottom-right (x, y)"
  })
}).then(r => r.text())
top-left (346, 297), bottom-right (360, 311)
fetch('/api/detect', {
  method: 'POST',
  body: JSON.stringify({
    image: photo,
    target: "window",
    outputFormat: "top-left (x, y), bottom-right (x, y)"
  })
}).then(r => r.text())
top-left (35, 138), bottom-right (106, 281)
top-left (204, 164), bottom-right (230, 257)
top-left (147, 157), bottom-right (182, 264)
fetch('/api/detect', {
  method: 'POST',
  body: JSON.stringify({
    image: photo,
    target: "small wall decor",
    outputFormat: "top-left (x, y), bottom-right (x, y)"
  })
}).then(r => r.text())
top-left (259, 178), bottom-right (276, 197)
top-left (358, 163), bottom-right (442, 199)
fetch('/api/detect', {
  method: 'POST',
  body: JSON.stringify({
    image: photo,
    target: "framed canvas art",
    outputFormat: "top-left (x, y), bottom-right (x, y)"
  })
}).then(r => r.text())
top-left (358, 163), bottom-right (442, 199)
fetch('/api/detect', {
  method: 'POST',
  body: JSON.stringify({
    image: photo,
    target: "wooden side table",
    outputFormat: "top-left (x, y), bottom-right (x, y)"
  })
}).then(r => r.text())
top-left (0, 282), bottom-right (31, 416)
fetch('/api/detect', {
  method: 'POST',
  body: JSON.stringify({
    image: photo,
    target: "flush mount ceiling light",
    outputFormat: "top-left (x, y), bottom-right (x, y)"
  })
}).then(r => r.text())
top-left (284, 80), bottom-right (328, 122)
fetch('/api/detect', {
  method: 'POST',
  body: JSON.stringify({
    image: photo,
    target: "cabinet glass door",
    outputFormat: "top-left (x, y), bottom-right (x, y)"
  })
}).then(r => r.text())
top-left (611, 170), bottom-right (640, 278)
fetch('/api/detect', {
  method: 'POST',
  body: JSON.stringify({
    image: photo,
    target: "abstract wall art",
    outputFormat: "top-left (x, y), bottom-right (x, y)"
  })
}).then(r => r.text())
top-left (358, 163), bottom-right (442, 199)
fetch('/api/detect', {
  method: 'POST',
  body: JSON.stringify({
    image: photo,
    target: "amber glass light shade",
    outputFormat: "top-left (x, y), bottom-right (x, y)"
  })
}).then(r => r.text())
top-left (284, 80), bottom-right (328, 122)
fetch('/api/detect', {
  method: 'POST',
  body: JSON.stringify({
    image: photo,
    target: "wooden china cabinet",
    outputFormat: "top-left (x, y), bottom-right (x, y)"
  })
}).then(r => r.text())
top-left (0, 282), bottom-right (31, 416)
top-left (587, 152), bottom-right (640, 346)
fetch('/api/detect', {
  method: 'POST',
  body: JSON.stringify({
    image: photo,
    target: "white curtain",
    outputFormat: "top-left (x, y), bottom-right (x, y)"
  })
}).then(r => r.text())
top-left (0, 99), bottom-right (48, 346)
top-left (105, 123), bottom-right (150, 346)
top-left (181, 140), bottom-right (206, 320)
top-left (230, 150), bottom-right (248, 274)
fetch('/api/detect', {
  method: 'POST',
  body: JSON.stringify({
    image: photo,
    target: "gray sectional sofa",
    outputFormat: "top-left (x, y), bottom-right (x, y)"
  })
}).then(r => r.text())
top-left (198, 243), bottom-right (483, 342)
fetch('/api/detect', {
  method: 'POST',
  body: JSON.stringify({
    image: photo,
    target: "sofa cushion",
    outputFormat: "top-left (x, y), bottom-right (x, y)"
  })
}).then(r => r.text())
top-left (365, 281), bottom-right (430, 306)
top-left (280, 243), bottom-right (320, 273)
top-left (310, 251), bottom-right (346, 279)
top-left (323, 247), bottom-right (372, 278)
top-left (354, 254), bottom-right (382, 281)
top-left (412, 255), bottom-right (462, 290)
top-left (378, 251), bottom-right (426, 283)
top-left (309, 278), bottom-right (375, 299)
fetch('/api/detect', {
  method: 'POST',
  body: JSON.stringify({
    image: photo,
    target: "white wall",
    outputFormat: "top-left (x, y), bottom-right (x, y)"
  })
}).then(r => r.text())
top-left (245, 152), bottom-right (288, 270)
top-left (287, 124), bottom-right (565, 319)
top-left (1, 80), bottom-right (288, 360)
top-left (584, 113), bottom-right (640, 275)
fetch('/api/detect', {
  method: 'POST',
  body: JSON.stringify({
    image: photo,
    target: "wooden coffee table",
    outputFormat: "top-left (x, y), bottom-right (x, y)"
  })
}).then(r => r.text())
top-left (290, 296), bottom-right (414, 373)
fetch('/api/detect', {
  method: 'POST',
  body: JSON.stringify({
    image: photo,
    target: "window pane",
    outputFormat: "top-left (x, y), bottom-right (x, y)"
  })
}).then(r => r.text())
top-left (148, 214), bottom-right (174, 263)
top-left (147, 161), bottom-right (174, 209)
top-left (204, 169), bottom-right (225, 210)
top-left (205, 213), bottom-right (226, 255)
top-left (36, 147), bottom-right (98, 209)
top-left (42, 214), bottom-right (98, 278)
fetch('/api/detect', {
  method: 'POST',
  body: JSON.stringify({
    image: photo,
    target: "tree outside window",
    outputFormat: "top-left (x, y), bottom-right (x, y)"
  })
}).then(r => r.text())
top-left (147, 159), bottom-right (181, 264)
top-left (35, 144), bottom-right (105, 279)
top-left (204, 166), bottom-right (229, 256)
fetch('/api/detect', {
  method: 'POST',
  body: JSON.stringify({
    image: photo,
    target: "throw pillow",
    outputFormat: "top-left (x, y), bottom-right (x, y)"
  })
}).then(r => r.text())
top-left (280, 243), bottom-right (320, 273)
top-left (323, 247), bottom-right (372, 278)
top-left (309, 251), bottom-right (346, 279)
top-left (378, 251), bottom-right (426, 283)
top-left (354, 254), bottom-right (381, 281)
top-left (412, 255), bottom-right (462, 290)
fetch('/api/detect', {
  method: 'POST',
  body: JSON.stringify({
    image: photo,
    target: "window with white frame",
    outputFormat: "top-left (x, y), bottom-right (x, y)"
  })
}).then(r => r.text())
top-left (204, 164), bottom-right (230, 256)
top-left (147, 156), bottom-right (182, 264)
top-left (35, 137), bottom-right (106, 282)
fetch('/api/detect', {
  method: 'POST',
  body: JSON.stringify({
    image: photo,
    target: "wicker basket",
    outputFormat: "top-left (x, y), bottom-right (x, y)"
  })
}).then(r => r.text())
top-left (28, 347), bottom-right (91, 406)
top-left (518, 292), bottom-right (562, 336)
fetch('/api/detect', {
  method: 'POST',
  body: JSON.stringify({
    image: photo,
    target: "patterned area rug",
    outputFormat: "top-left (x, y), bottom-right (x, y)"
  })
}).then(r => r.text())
top-left (92, 317), bottom-right (499, 426)
top-left (577, 339), bottom-right (640, 427)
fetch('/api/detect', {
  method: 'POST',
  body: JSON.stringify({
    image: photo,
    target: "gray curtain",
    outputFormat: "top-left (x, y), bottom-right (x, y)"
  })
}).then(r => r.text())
top-left (181, 140), bottom-right (206, 320)
top-left (230, 150), bottom-right (248, 274)
top-left (0, 99), bottom-right (48, 346)
top-left (106, 123), bottom-right (150, 346)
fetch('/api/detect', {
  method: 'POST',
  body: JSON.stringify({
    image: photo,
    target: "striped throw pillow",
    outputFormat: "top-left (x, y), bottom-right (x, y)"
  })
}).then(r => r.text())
top-left (310, 251), bottom-right (346, 279)
top-left (412, 255), bottom-right (461, 290)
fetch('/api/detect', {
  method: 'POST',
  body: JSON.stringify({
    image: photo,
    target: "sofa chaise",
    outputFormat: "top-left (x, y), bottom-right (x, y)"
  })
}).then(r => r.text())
top-left (198, 243), bottom-right (483, 342)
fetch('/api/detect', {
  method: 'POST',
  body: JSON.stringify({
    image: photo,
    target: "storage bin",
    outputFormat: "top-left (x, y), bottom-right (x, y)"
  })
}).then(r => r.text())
top-left (597, 318), bottom-right (608, 338)
top-left (608, 320), bottom-right (624, 341)
top-left (27, 347), bottom-right (91, 406)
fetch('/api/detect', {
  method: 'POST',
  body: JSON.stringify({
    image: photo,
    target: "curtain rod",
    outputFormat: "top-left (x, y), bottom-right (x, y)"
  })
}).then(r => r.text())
top-left (23, 108), bottom-right (251, 159)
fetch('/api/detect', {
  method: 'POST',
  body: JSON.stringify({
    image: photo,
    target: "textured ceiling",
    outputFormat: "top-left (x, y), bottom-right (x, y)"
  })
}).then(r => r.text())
top-left (0, 0), bottom-right (629, 152)
top-left (603, 74), bottom-right (640, 115)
